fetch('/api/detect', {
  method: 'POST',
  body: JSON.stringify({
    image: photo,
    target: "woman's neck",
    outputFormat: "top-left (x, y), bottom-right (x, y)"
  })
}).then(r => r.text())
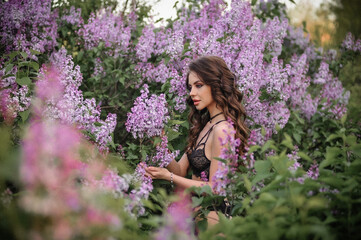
top-left (207, 105), bottom-right (224, 123)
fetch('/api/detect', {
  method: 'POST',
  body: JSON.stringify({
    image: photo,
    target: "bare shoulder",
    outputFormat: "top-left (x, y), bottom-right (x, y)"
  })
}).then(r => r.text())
top-left (211, 121), bottom-right (234, 141)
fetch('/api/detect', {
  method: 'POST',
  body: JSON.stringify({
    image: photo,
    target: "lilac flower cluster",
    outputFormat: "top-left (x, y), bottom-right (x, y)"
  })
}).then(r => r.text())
top-left (30, 72), bottom-right (149, 220)
top-left (20, 100), bottom-right (123, 238)
top-left (1, 188), bottom-right (13, 206)
top-left (240, 130), bottom-right (258, 169)
top-left (0, 0), bottom-right (58, 58)
top-left (149, 136), bottom-right (179, 167)
top-left (0, 85), bottom-right (31, 123)
top-left (38, 48), bottom-right (117, 152)
top-left (60, 6), bottom-right (83, 26)
top-left (341, 33), bottom-right (361, 52)
top-left (315, 61), bottom-right (350, 119)
top-left (287, 147), bottom-right (320, 184)
top-left (212, 119), bottom-right (241, 196)
top-left (126, 84), bottom-right (169, 139)
top-left (130, 162), bottom-right (154, 216)
top-left (92, 57), bottom-right (105, 78)
top-left (155, 191), bottom-right (195, 240)
top-left (78, 9), bottom-right (131, 56)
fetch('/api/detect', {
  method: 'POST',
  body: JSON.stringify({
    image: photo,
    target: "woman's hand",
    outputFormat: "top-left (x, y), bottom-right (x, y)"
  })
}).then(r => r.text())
top-left (145, 166), bottom-right (171, 181)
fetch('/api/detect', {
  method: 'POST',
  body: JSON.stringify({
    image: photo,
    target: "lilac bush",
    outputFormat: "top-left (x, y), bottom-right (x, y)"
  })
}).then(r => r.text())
top-left (0, 85), bottom-right (31, 123)
top-left (78, 9), bottom-right (131, 56)
top-left (126, 84), bottom-right (169, 139)
top-left (37, 48), bottom-right (116, 152)
top-left (155, 191), bottom-right (195, 240)
top-left (20, 72), bottom-right (123, 239)
top-left (60, 6), bottom-right (83, 26)
top-left (0, 0), bottom-right (58, 58)
top-left (130, 0), bottom-right (349, 145)
top-left (341, 32), bottom-right (361, 52)
top-left (212, 119), bottom-right (241, 196)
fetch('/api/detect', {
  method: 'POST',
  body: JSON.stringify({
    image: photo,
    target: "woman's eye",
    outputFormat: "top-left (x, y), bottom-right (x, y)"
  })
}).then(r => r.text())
top-left (196, 84), bottom-right (203, 88)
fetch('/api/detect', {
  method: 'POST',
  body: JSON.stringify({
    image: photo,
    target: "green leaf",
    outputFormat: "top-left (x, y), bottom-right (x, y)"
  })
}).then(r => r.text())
top-left (251, 0), bottom-right (257, 6)
top-left (281, 133), bottom-right (293, 150)
top-left (350, 144), bottom-right (361, 158)
top-left (320, 147), bottom-right (342, 169)
top-left (340, 113), bottom-right (347, 125)
top-left (254, 160), bottom-right (271, 174)
top-left (5, 64), bottom-right (14, 74)
top-left (249, 145), bottom-right (261, 154)
top-left (326, 133), bottom-right (342, 142)
top-left (19, 110), bottom-right (30, 122)
top-left (109, 140), bottom-right (115, 149)
top-left (77, 50), bottom-right (84, 61)
top-left (30, 49), bottom-right (41, 55)
top-left (140, 149), bottom-right (147, 161)
top-left (191, 196), bottom-right (204, 207)
top-left (29, 62), bottom-right (39, 71)
top-left (9, 51), bottom-right (19, 61)
top-left (259, 192), bottom-right (276, 202)
top-left (270, 153), bottom-right (288, 175)
top-left (20, 52), bottom-right (28, 59)
top-left (168, 120), bottom-right (185, 125)
top-left (261, 139), bottom-right (276, 153)
top-left (167, 129), bottom-right (180, 142)
top-left (200, 185), bottom-right (213, 195)
top-left (119, 77), bottom-right (125, 85)
top-left (261, 125), bottom-right (266, 136)
top-left (297, 151), bottom-right (312, 162)
top-left (94, 122), bottom-right (102, 127)
top-left (16, 77), bottom-right (31, 86)
top-left (243, 175), bottom-right (252, 192)
top-left (293, 132), bottom-right (301, 144)
top-left (252, 172), bottom-right (273, 185)
top-left (293, 112), bottom-right (305, 124)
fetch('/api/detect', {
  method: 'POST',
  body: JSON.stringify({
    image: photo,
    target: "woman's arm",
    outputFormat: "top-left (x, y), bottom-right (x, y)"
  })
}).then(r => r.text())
top-left (146, 123), bottom-right (231, 190)
top-left (166, 153), bottom-right (189, 177)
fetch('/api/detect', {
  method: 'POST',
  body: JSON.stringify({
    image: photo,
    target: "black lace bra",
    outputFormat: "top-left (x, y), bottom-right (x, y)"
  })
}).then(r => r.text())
top-left (187, 120), bottom-right (226, 179)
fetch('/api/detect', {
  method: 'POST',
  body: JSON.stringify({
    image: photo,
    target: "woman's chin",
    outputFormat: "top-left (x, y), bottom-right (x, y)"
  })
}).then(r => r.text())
top-left (195, 105), bottom-right (204, 111)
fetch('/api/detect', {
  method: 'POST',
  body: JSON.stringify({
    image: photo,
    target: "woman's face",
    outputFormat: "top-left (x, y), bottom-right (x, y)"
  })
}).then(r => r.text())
top-left (188, 71), bottom-right (215, 111)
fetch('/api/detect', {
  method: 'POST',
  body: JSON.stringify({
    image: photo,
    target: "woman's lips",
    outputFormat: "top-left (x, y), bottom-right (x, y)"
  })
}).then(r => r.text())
top-left (193, 100), bottom-right (200, 106)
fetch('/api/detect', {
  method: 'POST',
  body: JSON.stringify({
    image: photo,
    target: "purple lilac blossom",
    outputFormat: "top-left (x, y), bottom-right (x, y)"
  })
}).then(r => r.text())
top-left (1, 188), bottom-right (13, 206)
top-left (155, 191), bottom-right (195, 240)
top-left (342, 33), bottom-right (361, 52)
top-left (38, 49), bottom-right (117, 152)
top-left (212, 119), bottom-right (240, 196)
top-left (78, 9), bottom-right (131, 57)
top-left (60, 6), bottom-right (83, 26)
top-left (126, 84), bottom-right (169, 139)
top-left (200, 171), bottom-right (208, 182)
top-left (21, 97), bottom-right (122, 238)
top-left (149, 136), bottom-right (179, 168)
top-left (287, 146), bottom-right (301, 173)
top-left (92, 57), bottom-right (105, 78)
top-left (0, 85), bottom-right (31, 123)
top-left (131, 0), bottom-right (347, 142)
top-left (0, 0), bottom-right (58, 58)
top-left (306, 162), bottom-right (319, 180)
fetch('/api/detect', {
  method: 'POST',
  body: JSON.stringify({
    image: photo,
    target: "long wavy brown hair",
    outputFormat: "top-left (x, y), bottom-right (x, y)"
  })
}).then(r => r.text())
top-left (185, 56), bottom-right (249, 155)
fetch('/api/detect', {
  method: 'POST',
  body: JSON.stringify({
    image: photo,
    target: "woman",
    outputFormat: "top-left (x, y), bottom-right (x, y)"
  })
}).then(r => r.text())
top-left (145, 56), bottom-right (248, 225)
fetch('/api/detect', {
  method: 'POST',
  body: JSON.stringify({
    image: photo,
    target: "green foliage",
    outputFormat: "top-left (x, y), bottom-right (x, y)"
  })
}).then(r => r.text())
top-left (188, 110), bottom-right (361, 239)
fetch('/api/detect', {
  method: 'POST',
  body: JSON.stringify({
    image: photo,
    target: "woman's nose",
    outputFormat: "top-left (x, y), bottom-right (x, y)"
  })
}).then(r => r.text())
top-left (189, 87), bottom-right (196, 96)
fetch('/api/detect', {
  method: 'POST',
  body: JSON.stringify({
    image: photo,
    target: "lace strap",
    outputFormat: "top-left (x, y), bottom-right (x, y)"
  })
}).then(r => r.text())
top-left (195, 120), bottom-right (226, 147)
